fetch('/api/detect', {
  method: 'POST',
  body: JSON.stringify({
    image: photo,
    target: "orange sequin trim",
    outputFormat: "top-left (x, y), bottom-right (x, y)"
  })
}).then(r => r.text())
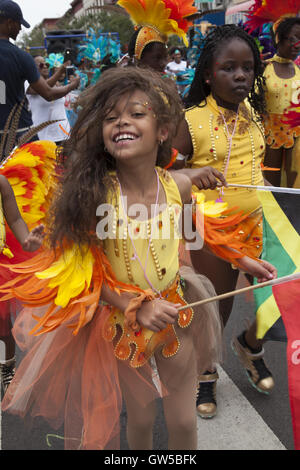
top-left (135, 25), bottom-right (166, 60)
top-left (102, 275), bottom-right (193, 368)
top-left (263, 113), bottom-right (300, 149)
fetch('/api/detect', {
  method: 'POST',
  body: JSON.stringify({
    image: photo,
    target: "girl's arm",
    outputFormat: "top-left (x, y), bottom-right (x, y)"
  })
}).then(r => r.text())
top-left (0, 176), bottom-right (44, 251)
top-left (100, 284), bottom-right (179, 333)
top-left (27, 62), bottom-right (72, 95)
top-left (171, 172), bottom-right (277, 282)
top-left (171, 118), bottom-right (227, 188)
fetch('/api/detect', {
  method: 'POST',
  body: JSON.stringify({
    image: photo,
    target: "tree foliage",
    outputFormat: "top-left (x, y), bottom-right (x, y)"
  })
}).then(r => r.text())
top-left (17, 11), bottom-right (135, 52)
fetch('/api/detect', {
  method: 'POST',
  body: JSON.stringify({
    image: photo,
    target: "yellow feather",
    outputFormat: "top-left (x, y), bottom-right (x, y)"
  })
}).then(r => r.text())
top-left (36, 245), bottom-right (95, 308)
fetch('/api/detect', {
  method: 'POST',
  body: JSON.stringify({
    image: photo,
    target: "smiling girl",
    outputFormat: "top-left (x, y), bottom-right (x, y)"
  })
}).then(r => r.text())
top-left (1, 66), bottom-right (276, 450)
top-left (0, 67), bottom-right (222, 450)
top-left (173, 25), bottom-right (275, 418)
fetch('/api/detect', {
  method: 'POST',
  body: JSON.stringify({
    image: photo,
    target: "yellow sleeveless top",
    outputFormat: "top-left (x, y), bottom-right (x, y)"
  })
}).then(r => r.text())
top-left (185, 94), bottom-right (265, 214)
top-left (264, 61), bottom-right (300, 115)
top-left (103, 167), bottom-right (182, 293)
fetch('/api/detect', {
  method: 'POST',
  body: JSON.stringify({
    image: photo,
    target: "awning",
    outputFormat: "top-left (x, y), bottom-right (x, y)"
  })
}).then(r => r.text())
top-left (225, 0), bottom-right (254, 16)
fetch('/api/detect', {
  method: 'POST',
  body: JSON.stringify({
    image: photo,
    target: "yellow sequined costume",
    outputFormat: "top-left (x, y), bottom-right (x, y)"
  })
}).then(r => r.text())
top-left (0, 168), bottom-right (224, 450)
top-left (103, 168), bottom-right (194, 367)
top-left (263, 60), bottom-right (300, 149)
top-left (185, 94), bottom-right (265, 259)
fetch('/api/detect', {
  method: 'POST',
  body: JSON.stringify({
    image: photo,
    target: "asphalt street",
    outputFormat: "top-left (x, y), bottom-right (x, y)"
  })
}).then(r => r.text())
top-left (0, 275), bottom-right (293, 451)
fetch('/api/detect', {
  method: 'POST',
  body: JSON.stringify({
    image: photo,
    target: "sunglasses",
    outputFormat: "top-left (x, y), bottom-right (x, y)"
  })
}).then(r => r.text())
top-left (39, 63), bottom-right (49, 69)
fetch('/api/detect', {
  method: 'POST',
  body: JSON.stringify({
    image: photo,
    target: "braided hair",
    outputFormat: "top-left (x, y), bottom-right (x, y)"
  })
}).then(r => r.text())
top-left (185, 24), bottom-right (265, 116)
top-left (272, 17), bottom-right (300, 47)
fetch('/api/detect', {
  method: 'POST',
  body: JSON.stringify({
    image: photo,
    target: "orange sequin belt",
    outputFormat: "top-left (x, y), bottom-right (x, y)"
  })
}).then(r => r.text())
top-left (263, 113), bottom-right (300, 149)
top-left (102, 274), bottom-right (193, 368)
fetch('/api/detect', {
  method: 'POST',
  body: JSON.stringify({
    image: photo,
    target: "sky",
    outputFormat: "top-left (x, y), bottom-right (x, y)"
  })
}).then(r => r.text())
top-left (17, 0), bottom-right (72, 32)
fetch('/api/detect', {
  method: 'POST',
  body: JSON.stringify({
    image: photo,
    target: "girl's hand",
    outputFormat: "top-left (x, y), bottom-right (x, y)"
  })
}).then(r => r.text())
top-left (190, 167), bottom-right (227, 190)
top-left (237, 256), bottom-right (277, 283)
top-left (136, 298), bottom-right (180, 332)
top-left (22, 224), bottom-right (45, 252)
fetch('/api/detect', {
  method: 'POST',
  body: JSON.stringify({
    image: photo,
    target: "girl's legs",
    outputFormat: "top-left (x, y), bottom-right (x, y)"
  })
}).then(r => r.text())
top-left (245, 319), bottom-right (263, 350)
top-left (190, 248), bottom-right (274, 413)
top-left (120, 372), bottom-right (157, 450)
top-left (1, 315), bottom-right (15, 359)
top-left (262, 146), bottom-right (296, 187)
top-left (155, 333), bottom-right (198, 450)
top-left (190, 248), bottom-right (239, 327)
top-left (0, 315), bottom-right (16, 394)
top-left (284, 147), bottom-right (297, 188)
top-left (190, 249), bottom-right (239, 417)
top-left (263, 146), bottom-right (283, 186)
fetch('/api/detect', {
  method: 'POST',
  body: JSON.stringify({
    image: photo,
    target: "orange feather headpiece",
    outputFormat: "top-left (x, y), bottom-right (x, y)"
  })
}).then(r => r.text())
top-left (245, 0), bottom-right (300, 42)
top-left (117, 0), bottom-right (197, 59)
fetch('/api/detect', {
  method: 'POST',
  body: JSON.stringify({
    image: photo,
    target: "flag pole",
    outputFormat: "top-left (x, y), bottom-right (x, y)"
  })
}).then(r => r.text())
top-left (225, 183), bottom-right (300, 194)
top-left (178, 272), bottom-right (300, 311)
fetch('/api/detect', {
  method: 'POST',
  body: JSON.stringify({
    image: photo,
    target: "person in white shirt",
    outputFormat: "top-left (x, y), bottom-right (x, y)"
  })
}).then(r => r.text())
top-left (26, 56), bottom-right (72, 145)
top-left (166, 49), bottom-right (187, 74)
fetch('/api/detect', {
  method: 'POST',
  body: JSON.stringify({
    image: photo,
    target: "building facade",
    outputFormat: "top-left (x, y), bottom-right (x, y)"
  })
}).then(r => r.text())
top-left (70, 0), bottom-right (117, 18)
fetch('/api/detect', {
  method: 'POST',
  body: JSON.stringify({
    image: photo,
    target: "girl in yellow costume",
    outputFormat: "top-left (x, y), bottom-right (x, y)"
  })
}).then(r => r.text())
top-left (173, 24), bottom-right (276, 418)
top-left (0, 67), bottom-right (275, 450)
top-left (245, 1), bottom-right (300, 187)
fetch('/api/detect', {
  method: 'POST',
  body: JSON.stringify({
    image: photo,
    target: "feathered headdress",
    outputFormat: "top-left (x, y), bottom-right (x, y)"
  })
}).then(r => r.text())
top-left (245, 0), bottom-right (300, 42)
top-left (45, 53), bottom-right (64, 69)
top-left (117, 0), bottom-right (197, 59)
top-left (77, 28), bottom-right (121, 64)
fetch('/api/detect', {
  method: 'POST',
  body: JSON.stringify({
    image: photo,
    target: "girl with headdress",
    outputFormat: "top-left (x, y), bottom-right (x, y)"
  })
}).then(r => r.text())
top-left (117, 0), bottom-right (196, 74)
top-left (0, 66), bottom-right (275, 450)
top-left (246, 0), bottom-right (300, 187)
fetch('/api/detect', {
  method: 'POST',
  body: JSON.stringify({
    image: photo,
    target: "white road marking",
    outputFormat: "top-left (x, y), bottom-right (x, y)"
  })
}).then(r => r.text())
top-left (197, 366), bottom-right (286, 450)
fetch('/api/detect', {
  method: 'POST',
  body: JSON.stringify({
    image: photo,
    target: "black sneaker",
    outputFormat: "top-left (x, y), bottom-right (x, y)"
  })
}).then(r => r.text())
top-left (231, 332), bottom-right (274, 394)
top-left (196, 370), bottom-right (218, 419)
top-left (0, 357), bottom-right (16, 395)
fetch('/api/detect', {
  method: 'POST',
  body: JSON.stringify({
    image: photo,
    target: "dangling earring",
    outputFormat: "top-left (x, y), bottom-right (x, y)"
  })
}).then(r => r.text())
top-left (159, 139), bottom-right (164, 146)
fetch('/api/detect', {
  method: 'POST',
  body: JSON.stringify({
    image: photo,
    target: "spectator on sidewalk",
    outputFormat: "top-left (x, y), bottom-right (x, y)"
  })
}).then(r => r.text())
top-left (0, 0), bottom-right (79, 152)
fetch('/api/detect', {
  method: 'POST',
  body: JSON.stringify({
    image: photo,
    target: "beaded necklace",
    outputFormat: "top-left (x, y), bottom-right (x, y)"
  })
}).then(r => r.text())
top-left (117, 169), bottom-right (163, 296)
top-left (217, 105), bottom-right (239, 200)
top-left (209, 105), bottom-right (258, 199)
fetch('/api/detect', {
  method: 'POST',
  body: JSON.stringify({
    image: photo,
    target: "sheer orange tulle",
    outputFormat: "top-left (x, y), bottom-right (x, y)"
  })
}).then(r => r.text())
top-left (193, 207), bottom-right (263, 264)
top-left (2, 305), bottom-right (161, 449)
top-left (1, 264), bottom-right (222, 450)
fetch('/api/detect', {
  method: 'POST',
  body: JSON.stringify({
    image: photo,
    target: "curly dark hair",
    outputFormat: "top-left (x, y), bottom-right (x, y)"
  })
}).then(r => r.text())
top-left (272, 17), bottom-right (300, 47)
top-left (49, 66), bottom-right (183, 250)
top-left (185, 24), bottom-right (266, 116)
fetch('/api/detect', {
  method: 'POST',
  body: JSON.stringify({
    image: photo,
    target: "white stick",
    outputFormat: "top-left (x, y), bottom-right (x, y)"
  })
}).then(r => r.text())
top-left (178, 272), bottom-right (300, 311)
top-left (226, 183), bottom-right (300, 194)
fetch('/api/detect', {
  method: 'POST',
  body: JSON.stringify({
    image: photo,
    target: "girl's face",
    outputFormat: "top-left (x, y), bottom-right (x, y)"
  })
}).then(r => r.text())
top-left (277, 24), bottom-right (300, 60)
top-left (206, 38), bottom-right (255, 111)
top-left (140, 42), bottom-right (168, 73)
top-left (102, 90), bottom-right (168, 164)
